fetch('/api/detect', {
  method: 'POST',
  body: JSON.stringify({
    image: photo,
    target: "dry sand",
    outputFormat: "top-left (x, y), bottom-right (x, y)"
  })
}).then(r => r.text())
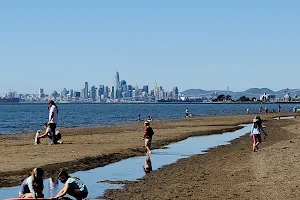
top-left (0, 112), bottom-right (299, 199)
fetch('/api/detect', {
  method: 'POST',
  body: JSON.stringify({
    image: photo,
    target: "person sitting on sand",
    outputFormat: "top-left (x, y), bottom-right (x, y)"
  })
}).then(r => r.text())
top-left (35, 123), bottom-right (63, 145)
top-left (143, 155), bottom-right (153, 174)
top-left (52, 170), bottom-right (88, 200)
top-left (142, 121), bottom-right (154, 155)
top-left (19, 167), bottom-right (44, 198)
top-left (147, 116), bottom-right (153, 122)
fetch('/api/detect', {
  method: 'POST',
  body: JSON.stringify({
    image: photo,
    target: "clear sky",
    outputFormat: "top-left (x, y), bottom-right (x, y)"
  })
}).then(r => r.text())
top-left (1, 0), bottom-right (299, 94)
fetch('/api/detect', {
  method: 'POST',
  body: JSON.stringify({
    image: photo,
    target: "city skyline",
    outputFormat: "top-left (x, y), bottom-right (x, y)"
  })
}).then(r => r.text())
top-left (1, 1), bottom-right (300, 93)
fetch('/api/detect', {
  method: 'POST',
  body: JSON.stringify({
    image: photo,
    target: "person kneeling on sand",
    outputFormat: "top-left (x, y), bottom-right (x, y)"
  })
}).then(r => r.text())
top-left (35, 123), bottom-right (63, 145)
top-left (142, 121), bottom-right (154, 155)
top-left (19, 167), bottom-right (44, 198)
top-left (52, 170), bottom-right (88, 200)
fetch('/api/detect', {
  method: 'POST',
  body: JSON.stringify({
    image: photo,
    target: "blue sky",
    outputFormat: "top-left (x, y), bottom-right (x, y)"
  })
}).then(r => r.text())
top-left (1, 1), bottom-right (299, 94)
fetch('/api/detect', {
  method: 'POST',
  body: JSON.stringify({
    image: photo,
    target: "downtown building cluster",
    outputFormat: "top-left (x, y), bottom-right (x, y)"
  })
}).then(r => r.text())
top-left (22, 71), bottom-right (180, 103)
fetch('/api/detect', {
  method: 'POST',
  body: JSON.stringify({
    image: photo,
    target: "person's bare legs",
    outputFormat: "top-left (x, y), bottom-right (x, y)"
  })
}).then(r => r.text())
top-left (145, 139), bottom-right (152, 154)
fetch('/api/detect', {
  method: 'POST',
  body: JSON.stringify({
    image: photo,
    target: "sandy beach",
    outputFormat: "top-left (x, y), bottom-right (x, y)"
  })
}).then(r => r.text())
top-left (103, 114), bottom-right (300, 200)
top-left (0, 112), bottom-right (299, 199)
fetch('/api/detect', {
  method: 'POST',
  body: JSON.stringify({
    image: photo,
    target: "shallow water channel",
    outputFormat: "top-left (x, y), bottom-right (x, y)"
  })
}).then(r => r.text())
top-left (1, 124), bottom-right (251, 199)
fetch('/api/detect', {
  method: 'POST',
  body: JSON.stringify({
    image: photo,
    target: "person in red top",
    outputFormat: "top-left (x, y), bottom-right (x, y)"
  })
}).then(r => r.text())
top-left (142, 121), bottom-right (154, 155)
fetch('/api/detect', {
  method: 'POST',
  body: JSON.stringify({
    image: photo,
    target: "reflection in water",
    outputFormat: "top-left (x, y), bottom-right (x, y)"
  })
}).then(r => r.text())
top-left (49, 177), bottom-right (59, 197)
top-left (143, 155), bottom-right (153, 174)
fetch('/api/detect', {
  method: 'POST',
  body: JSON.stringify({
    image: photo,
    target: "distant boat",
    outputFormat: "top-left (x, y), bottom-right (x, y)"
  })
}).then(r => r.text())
top-left (57, 100), bottom-right (71, 104)
top-left (0, 97), bottom-right (20, 104)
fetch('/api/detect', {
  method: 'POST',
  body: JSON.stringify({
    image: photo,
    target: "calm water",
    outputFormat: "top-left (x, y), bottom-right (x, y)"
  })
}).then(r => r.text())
top-left (0, 124), bottom-right (251, 199)
top-left (0, 103), bottom-right (298, 134)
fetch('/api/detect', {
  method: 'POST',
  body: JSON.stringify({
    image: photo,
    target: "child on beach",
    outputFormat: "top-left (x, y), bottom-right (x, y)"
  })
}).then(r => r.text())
top-left (142, 121), bottom-right (154, 155)
top-left (35, 123), bottom-right (63, 145)
top-left (250, 118), bottom-right (262, 152)
top-left (254, 115), bottom-right (267, 139)
top-left (19, 167), bottom-right (44, 198)
top-left (53, 170), bottom-right (88, 200)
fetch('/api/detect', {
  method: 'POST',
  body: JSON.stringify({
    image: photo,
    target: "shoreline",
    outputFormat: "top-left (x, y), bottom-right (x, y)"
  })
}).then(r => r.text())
top-left (103, 115), bottom-right (300, 199)
top-left (0, 113), bottom-right (298, 188)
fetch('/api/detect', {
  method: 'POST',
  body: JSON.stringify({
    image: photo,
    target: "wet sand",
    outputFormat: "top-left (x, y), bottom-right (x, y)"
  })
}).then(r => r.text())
top-left (103, 114), bottom-right (300, 200)
top-left (0, 112), bottom-right (297, 193)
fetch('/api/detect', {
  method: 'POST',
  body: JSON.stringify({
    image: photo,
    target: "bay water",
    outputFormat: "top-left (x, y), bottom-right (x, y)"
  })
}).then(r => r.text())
top-left (0, 103), bottom-right (298, 134)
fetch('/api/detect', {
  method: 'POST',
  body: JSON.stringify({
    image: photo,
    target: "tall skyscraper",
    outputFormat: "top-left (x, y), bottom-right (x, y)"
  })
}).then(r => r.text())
top-left (172, 87), bottom-right (179, 100)
top-left (111, 86), bottom-right (115, 99)
top-left (84, 82), bottom-right (89, 99)
top-left (39, 88), bottom-right (44, 98)
top-left (98, 85), bottom-right (104, 97)
top-left (114, 72), bottom-right (120, 99)
top-left (90, 85), bottom-right (96, 100)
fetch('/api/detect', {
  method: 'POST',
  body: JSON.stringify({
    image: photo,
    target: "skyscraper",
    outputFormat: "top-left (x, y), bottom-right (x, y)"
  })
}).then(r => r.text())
top-left (39, 88), bottom-right (44, 98)
top-left (143, 85), bottom-right (149, 94)
top-left (84, 82), bottom-right (88, 99)
top-left (114, 72), bottom-right (120, 99)
top-left (172, 87), bottom-right (179, 100)
top-left (90, 85), bottom-right (96, 100)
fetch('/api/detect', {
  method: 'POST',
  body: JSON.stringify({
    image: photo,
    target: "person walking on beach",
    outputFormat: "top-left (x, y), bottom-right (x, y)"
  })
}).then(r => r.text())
top-left (185, 108), bottom-right (189, 118)
top-left (278, 104), bottom-right (281, 113)
top-left (259, 106), bottom-right (263, 114)
top-left (255, 115), bottom-right (267, 139)
top-left (19, 167), bottom-right (44, 198)
top-left (246, 108), bottom-right (249, 114)
top-left (48, 100), bottom-right (58, 144)
top-left (142, 121), bottom-right (154, 155)
top-left (53, 170), bottom-right (88, 200)
top-left (250, 118), bottom-right (262, 152)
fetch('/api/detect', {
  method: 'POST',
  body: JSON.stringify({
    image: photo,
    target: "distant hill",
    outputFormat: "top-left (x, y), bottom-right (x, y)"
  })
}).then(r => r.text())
top-left (181, 88), bottom-right (300, 100)
top-left (243, 88), bottom-right (274, 95)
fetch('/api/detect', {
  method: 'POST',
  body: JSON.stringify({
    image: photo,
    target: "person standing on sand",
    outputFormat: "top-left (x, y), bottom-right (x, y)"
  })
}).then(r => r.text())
top-left (185, 108), bottom-right (189, 118)
top-left (19, 167), bottom-right (44, 198)
top-left (278, 104), bottom-right (281, 113)
top-left (142, 121), bottom-right (154, 155)
top-left (48, 100), bottom-right (58, 144)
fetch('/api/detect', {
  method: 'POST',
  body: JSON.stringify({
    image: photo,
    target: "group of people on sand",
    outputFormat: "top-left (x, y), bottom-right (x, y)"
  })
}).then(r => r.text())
top-left (250, 115), bottom-right (267, 152)
top-left (19, 168), bottom-right (88, 199)
top-left (35, 100), bottom-right (63, 145)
